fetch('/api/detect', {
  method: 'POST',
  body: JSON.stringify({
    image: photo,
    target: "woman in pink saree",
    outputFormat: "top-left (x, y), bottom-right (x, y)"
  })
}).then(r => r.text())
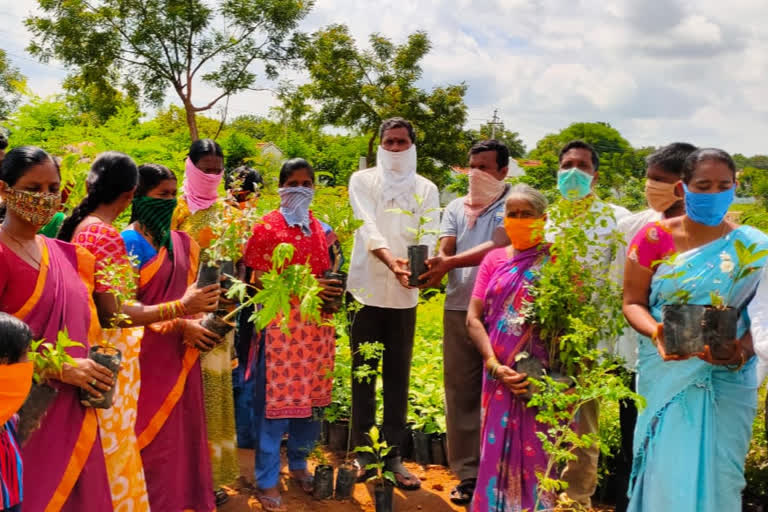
top-left (0, 146), bottom-right (113, 511)
top-left (123, 163), bottom-right (220, 511)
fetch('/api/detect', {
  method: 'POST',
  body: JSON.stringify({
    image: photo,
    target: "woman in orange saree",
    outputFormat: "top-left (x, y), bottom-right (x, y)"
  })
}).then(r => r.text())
top-left (0, 146), bottom-right (113, 511)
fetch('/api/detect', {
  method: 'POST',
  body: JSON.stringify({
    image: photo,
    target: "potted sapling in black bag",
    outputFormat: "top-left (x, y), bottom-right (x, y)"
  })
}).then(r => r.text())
top-left (661, 240), bottom-right (768, 359)
top-left (387, 194), bottom-right (440, 287)
top-left (78, 257), bottom-right (137, 409)
top-left (18, 331), bottom-right (84, 442)
top-left (355, 426), bottom-right (396, 512)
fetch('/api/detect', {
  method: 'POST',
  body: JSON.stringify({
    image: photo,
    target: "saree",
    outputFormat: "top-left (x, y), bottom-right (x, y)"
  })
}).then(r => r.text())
top-left (472, 245), bottom-right (556, 512)
top-left (11, 238), bottom-right (112, 511)
top-left (173, 196), bottom-right (240, 488)
top-left (628, 225), bottom-right (768, 512)
top-left (132, 230), bottom-right (215, 512)
top-left (73, 220), bottom-right (150, 511)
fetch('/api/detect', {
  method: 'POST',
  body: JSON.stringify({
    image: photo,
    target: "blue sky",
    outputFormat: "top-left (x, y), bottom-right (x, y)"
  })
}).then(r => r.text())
top-left (2, 0), bottom-right (767, 156)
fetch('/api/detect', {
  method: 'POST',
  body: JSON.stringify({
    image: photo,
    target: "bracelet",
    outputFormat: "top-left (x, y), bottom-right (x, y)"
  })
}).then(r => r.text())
top-left (485, 357), bottom-right (501, 379)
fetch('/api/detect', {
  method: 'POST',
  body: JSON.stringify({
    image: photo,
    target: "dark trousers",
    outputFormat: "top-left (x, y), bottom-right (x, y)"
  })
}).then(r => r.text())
top-left (615, 371), bottom-right (638, 512)
top-left (349, 301), bottom-right (417, 452)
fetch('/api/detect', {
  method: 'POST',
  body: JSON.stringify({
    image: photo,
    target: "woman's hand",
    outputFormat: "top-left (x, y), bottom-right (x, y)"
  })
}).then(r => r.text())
top-left (181, 283), bottom-right (220, 315)
top-left (59, 358), bottom-right (116, 398)
top-left (317, 277), bottom-right (344, 302)
top-left (495, 365), bottom-right (530, 395)
top-left (182, 319), bottom-right (222, 352)
top-left (652, 323), bottom-right (689, 361)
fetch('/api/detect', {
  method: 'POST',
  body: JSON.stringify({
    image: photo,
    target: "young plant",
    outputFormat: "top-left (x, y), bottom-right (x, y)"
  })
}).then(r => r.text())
top-left (655, 253), bottom-right (698, 305)
top-left (28, 330), bottom-right (83, 385)
top-left (386, 193), bottom-right (441, 245)
top-left (95, 256), bottom-right (139, 330)
top-left (711, 240), bottom-right (768, 309)
top-left (521, 198), bottom-right (626, 375)
top-left (224, 243), bottom-right (323, 333)
top-left (354, 426), bottom-right (396, 486)
top-left (203, 202), bottom-right (260, 267)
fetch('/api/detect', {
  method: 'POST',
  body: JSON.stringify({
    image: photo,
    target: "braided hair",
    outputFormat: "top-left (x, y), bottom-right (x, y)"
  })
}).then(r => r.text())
top-left (58, 151), bottom-right (138, 242)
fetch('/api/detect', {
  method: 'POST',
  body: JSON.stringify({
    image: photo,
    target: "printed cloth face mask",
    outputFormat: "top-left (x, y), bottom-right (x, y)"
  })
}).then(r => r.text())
top-left (557, 168), bottom-right (593, 201)
top-left (279, 186), bottom-right (315, 235)
top-left (4, 188), bottom-right (60, 226)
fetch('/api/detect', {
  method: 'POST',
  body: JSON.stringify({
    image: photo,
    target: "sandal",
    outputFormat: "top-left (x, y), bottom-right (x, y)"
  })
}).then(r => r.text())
top-left (450, 478), bottom-right (476, 505)
top-left (254, 489), bottom-right (286, 512)
top-left (354, 453), bottom-right (377, 483)
top-left (385, 456), bottom-right (421, 490)
top-left (290, 470), bottom-right (315, 494)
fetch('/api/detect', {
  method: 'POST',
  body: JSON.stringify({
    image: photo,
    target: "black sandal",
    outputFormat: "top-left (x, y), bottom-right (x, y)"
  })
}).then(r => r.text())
top-left (354, 453), bottom-right (377, 483)
top-left (450, 478), bottom-right (476, 505)
top-left (214, 488), bottom-right (230, 506)
top-left (385, 456), bottom-right (421, 491)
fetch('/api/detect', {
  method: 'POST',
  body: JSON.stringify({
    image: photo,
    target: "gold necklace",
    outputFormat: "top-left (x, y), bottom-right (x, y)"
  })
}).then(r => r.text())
top-left (1, 229), bottom-right (41, 267)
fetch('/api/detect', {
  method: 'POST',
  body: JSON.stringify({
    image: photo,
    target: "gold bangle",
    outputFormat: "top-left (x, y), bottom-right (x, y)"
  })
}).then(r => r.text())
top-left (485, 356), bottom-right (500, 372)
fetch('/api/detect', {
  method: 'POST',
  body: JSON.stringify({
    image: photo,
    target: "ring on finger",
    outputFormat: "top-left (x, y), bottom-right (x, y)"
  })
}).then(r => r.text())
top-left (90, 379), bottom-right (97, 386)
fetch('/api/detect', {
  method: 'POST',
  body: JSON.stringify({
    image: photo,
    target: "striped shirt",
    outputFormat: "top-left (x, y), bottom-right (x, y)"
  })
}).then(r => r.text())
top-left (0, 417), bottom-right (22, 509)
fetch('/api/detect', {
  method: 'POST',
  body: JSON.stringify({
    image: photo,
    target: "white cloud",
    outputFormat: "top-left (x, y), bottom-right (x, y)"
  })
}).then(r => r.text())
top-left (1, 0), bottom-right (767, 155)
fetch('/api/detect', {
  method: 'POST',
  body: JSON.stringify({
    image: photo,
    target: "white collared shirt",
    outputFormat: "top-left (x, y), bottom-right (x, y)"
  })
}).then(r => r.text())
top-left (748, 265), bottom-right (768, 385)
top-left (347, 166), bottom-right (440, 309)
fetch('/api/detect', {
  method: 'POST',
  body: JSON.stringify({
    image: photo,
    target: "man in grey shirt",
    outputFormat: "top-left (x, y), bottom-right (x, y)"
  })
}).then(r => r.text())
top-left (421, 140), bottom-right (510, 504)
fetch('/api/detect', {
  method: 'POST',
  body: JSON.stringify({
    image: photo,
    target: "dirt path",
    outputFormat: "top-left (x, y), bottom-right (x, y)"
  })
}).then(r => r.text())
top-left (219, 448), bottom-right (465, 512)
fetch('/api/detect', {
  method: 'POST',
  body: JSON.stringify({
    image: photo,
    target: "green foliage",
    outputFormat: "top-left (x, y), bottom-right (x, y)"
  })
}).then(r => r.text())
top-left (299, 24), bottom-right (468, 188)
top-left (744, 383), bottom-right (768, 504)
top-left (26, 0), bottom-right (313, 138)
top-left (0, 49), bottom-right (27, 119)
top-left (28, 330), bottom-right (83, 385)
top-left (466, 121), bottom-right (526, 159)
top-left (738, 204), bottom-right (768, 232)
top-left (408, 293), bottom-right (446, 434)
top-left (522, 198), bottom-right (625, 375)
top-left (386, 194), bottom-right (441, 245)
top-left (354, 426), bottom-right (396, 485)
top-left (95, 256), bottom-right (140, 329)
top-left (226, 243), bottom-right (323, 333)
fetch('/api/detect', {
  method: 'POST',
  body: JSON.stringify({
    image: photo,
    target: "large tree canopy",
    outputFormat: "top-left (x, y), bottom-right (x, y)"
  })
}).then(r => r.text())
top-left (26, 0), bottom-right (313, 140)
top-left (299, 24), bottom-right (468, 188)
top-left (0, 49), bottom-right (26, 120)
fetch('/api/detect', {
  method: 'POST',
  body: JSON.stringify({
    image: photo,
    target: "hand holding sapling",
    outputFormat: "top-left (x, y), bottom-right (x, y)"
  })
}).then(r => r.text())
top-left (181, 283), bottom-right (221, 315)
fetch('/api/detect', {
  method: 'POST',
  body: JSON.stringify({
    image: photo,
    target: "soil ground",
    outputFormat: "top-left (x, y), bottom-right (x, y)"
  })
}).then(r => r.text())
top-left (218, 447), bottom-right (614, 511)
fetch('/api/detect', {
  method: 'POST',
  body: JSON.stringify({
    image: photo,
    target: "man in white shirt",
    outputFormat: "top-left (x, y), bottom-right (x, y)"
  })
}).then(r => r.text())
top-left (749, 266), bottom-right (768, 386)
top-left (347, 117), bottom-right (439, 490)
top-left (548, 140), bottom-right (630, 508)
top-left (610, 142), bottom-right (695, 512)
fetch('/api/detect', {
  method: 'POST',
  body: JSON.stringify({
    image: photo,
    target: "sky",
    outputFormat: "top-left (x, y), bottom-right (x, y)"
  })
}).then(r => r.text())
top-left (1, 0), bottom-right (767, 156)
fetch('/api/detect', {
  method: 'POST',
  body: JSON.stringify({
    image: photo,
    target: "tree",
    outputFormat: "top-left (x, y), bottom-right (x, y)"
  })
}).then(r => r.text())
top-left (299, 24), bottom-right (468, 187)
top-left (467, 122), bottom-right (526, 158)
top-left (0, 49), bottom-right (26, 120)
top-left (26, 0), bottom-right (313, 140)
top-left (530, 122), bottom-right (632, 160)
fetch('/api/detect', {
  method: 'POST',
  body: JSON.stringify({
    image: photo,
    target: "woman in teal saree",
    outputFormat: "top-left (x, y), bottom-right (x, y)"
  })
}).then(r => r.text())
top-left (623, 148), bottom-right (768, 512)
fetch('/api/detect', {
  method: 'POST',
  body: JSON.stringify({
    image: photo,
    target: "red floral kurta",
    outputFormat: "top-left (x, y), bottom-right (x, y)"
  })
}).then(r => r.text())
top-left (245, 210), bottom-right (335, 418)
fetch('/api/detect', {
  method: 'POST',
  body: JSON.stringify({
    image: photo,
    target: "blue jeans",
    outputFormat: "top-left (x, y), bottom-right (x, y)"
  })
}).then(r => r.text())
top-left (233, 361), bottom-right (255, 449)
top-left (252, 333), bottom-right (320, 489)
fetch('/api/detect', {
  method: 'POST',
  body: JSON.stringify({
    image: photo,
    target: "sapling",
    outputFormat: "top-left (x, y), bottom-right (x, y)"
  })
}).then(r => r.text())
top-left (18, 330), bottom-right (84, 442)
top-left (386, 193), bottom-right (441, 286)
top-left (355, 426), bottom-right (397, 511)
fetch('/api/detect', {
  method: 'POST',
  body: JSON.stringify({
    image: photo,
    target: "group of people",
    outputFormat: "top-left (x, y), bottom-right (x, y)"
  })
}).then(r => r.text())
top-left (0, 114), bottom-right (765, 512)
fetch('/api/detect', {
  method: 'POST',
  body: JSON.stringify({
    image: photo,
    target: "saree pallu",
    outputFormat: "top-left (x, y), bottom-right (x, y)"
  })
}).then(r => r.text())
top-left (12, 238), bottom-right (112, 512)
top-left (133, 231), bottom-right (215, 512)
top-left (174, 197), bottom-right (241, 488)
top-left (472, 245), bottom-right (556, 512)
top-left (628, 226), bottom-right (768, 512)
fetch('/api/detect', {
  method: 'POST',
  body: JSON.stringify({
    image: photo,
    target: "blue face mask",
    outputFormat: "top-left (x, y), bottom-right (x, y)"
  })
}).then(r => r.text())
top-left (557, 168), bottom-right (593, 201)
top-left (683, 183), bottom-right (734, 226)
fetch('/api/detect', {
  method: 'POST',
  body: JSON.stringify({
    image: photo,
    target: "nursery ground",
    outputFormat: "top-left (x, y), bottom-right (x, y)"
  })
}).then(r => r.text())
top-left (217, 448), bottom-right (616, 511)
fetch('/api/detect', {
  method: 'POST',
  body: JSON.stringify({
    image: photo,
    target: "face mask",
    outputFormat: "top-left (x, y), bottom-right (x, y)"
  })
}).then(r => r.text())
top-left (4, 188), bottom-right (61, 226)
top-left (132, 196), bottom-right (178, 251)
top-left (279, 186), bottom-right (314, 235)
top-left (377, 144), bottom-right (417, 173)
top-left (0, 361), bottom-right (34, 425)
top-left (557, 168), bottom-right (593, 201)
top-left (183, 158), bottom-right (223, 213)
top-left (504, 217), bottom-right (544, 251)
top-left (645, 179), bottom-right (681, 213)
top-left (464, 169), bottom-right (506, 229)
top-left (683, 184), bottom-right (734, 226)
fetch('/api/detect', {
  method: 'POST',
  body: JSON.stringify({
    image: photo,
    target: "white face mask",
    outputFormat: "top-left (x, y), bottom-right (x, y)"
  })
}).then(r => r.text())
top-left (377, 144), bottom-right (417, 173)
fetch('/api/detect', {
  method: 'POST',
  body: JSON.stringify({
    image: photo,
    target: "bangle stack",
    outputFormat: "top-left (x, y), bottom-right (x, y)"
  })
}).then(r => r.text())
top-left (159, 300), bottom-right (187, 321)
top-left (485, 356), bottom-right (501, 379)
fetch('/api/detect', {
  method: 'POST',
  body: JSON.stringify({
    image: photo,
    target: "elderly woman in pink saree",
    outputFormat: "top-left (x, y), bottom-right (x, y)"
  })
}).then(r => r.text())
top-left (0, 146), bottom-right (113, 511)
top-left (123, 164), bottom-right (220, 511)
top-left (466, 185), bottom-right (555, 511)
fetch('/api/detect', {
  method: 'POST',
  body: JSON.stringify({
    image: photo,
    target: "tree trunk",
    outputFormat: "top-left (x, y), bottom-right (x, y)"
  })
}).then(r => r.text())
top-left (184, 101), bottom-right (199, 141)
top-left (367, 132), bottom-right (377, 167)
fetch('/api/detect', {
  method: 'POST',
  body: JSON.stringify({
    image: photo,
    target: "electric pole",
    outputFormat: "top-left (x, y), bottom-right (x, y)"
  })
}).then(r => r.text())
top-left (489, 109), bottom-right (502, 139)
